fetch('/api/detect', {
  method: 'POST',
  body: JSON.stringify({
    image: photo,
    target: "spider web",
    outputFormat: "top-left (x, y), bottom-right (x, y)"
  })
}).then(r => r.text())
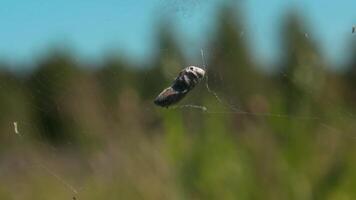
top-left (171, 48), bottom-right (356, 141)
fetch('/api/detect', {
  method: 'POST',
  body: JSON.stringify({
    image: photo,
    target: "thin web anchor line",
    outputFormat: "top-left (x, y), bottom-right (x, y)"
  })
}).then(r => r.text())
top-left (178, 104), bottom-right (207, 111)
top-left (37, 162), bottom-right (80, 198)
top-left (203, 110), bottom-right (320, 120)
top-left (182, 49), bottom-right (351, 135)
top-left (200, 49), bottom-right (226, 108)
top-left (171, 49), bottom-right (212, 112)
top-left (199, 49), bottom-right (323, 121)
top-left (199, 50), bottom-right (356, 139)
top-left (172, 48), bottom-right (227, 113)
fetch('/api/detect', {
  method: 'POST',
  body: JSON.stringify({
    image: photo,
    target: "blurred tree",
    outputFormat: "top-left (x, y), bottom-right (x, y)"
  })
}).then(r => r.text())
top-left (96, 56), bottom-right (138, 115)
top-left (343, 38), bottom-right (356, 105)
top-left (141, 20), bottom-right (185, 101)
top-left (208, 5), bottom-right (265, 109)
top-left (28, 50), bottom-right (85, 145)
top-left (154, 20), bottom-right (185, 78)
top-left (278, 12), bottom-right (326, 115)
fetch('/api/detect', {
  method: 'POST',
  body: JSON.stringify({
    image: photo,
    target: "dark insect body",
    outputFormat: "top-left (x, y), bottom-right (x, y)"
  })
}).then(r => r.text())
top-left (154, 66), bottom-right (205, 108)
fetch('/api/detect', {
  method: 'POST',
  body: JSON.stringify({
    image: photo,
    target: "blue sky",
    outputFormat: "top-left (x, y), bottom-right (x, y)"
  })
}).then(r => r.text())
top-left (0, 0), bottom-right (355, 67)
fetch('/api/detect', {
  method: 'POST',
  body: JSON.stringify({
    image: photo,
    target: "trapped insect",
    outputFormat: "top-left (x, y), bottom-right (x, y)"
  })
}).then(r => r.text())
top-left (154, 66), bottom-right (205, 108)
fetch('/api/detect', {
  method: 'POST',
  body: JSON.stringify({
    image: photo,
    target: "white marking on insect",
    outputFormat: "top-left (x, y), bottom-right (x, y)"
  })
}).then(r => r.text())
top-left (13, 121), bottom-right (20, 135)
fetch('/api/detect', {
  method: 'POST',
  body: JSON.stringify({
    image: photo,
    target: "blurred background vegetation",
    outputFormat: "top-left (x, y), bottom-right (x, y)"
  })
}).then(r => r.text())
top-left (1, 3), bottom-right (356, 200)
